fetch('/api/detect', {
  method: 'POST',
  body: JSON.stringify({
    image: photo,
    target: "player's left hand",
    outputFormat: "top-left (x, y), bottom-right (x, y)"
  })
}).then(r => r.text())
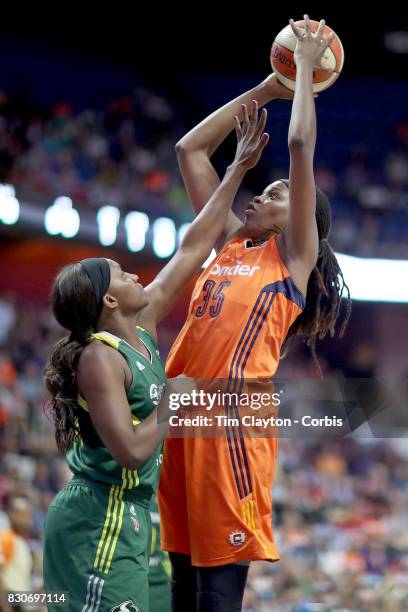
top-left (290, 15), bottom-right (335, 69)
top-left (232, 100), bottom-right (269, 171)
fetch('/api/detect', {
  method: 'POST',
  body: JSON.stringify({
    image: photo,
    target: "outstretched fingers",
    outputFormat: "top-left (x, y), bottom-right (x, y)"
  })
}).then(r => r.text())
top-left (289, 18), bottom-right (303, 40)
top-left (316, 19), bottom-right (326, 40)
top-left (321, 31), bottom-right (335, 53)
top-left (258, 132), bottom-right (270, 150)
top-left (241, 103), bottom-right (250, 132)
top-left (234, 114), bottom-right (242, 140)
top-left (303, 14), bottom-right (311, 35)
top-left (254, 108), bottom-right (268, 142)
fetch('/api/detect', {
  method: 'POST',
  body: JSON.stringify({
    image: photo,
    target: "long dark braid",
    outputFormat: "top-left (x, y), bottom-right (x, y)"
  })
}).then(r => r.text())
top-left (282, 184), bottom-right (352, 373)
top-left (44, 264), bottom-right (99, 453)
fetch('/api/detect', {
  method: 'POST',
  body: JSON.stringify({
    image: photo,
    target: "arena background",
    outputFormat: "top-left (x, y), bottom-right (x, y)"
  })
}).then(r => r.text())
top-left (0, 10), bottom-right (407, 611)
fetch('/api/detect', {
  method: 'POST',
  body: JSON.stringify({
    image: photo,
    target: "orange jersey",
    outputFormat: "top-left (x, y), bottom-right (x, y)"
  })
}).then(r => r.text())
top-left (167, 235), bottom-right (304, 379)
top-left (159, 235), bottom-right (305, 566)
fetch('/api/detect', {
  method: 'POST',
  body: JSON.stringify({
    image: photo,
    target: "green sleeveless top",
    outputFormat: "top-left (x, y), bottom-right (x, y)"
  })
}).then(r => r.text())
top-left (66, 326), bottom-right (167, 505)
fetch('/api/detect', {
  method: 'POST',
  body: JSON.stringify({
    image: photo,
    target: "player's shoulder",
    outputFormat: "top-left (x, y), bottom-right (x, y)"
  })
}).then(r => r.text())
top-left (78, 339), bottom-right (122, 376)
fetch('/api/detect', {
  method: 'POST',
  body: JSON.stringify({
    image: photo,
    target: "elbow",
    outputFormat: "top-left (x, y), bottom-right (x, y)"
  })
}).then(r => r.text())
top-left (175, 139), bottom-right (192, 156)
top-left (288, 136), bottom-right (308, 149)
top-left (175, 139), bottom-right (185, 154)
top-left (176, 138), bottom-right (206, 158)
top-left (113, 446), bottom-right (144, 471)
top-left (128, 443), bottom-right (155, 470)
top-left (288, 137), bottom-right (315, 155)
top-left (121, 453), bottom-right (143, 471)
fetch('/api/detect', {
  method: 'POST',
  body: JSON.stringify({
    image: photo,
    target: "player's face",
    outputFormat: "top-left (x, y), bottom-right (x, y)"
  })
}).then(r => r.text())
top-left (106, 260), bottom-right (149, 312)
top-left (244, 181), bottom-right (289, 237)
top-left (9, 502), bottom-right (33, 534)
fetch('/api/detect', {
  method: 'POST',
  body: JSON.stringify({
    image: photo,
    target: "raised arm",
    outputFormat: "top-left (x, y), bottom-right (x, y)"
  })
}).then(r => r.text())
top-left (176, 74), bottom-right (293, 245)
top-left (141, 103), bottom-right (269, 326)
top-left (279, 16), bottom-right (335, 293)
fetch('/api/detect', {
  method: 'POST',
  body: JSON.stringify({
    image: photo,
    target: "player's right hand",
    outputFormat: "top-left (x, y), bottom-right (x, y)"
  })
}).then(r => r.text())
top-left (263, 73), bottom-right (294, 100)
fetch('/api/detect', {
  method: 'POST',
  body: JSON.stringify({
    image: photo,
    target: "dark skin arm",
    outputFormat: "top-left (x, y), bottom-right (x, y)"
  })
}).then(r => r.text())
top-left (77, 341), bottom-right (169, 469)
top-left (277, 15), bottom-right (335, 295)
top-left (138, 104), bottom-right (269, 331)
top-left (175, 74), bottom-right (293, 248)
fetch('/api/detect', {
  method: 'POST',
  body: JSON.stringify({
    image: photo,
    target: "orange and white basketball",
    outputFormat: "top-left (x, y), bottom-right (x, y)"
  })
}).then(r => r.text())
top-left (271, 19), bottom-right (345, 93)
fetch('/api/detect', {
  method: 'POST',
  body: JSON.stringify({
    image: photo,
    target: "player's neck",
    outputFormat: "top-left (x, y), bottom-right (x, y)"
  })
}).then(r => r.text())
top-left (98, 315), bottom-right (144, 353)
top-left (239, 226), bottom-right (276, 244)
top-left (250, 230), bottom-right (276, 246)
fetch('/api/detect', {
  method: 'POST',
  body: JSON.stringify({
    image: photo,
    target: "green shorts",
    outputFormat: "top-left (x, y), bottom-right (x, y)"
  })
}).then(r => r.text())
top-left (148, 580), bottom-right (171, 612)
top-left (43, 476), bottom-right (152, 612)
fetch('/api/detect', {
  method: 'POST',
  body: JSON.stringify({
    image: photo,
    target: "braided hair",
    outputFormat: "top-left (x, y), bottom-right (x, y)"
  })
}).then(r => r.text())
top-left (281, 182), bottom-right (352, 373)
top-left (44, 264), bottom-right (100, 453)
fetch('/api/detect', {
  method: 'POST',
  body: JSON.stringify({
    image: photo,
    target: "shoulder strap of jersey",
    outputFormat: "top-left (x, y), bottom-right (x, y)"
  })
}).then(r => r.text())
top-left (90, 331), bottom-right (121, 349)
top-left (136, 325), bottom-right (158, 351)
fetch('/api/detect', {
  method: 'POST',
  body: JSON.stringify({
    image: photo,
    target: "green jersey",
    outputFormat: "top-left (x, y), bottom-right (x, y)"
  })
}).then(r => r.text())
top-left (66, 326), bottom-right (167, 505)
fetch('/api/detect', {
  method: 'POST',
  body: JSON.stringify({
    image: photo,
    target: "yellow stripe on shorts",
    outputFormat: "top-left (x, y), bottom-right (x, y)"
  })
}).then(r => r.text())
top-left (93, 467), bottom-right (141, 575)
top-left (242, 498), bottom-right (273, 558)
top-left (104, 492), bottom-right (126, 574)
top-left (94, 485), bottom-right (117, 570)
top-left (97, 486), bottom-right (124, 574)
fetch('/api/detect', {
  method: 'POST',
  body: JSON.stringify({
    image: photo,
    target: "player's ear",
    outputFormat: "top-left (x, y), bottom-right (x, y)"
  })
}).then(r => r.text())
top-left (102, 293), bottom-right (118, 310)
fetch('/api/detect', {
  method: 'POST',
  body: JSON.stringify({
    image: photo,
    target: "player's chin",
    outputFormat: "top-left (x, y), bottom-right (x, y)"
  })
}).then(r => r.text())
top-left (137, 285), bottom-right (149, 304)
top-left (139, 287), bottom-right (150, 308)
top-left (131, 284), bottom-right (149, 308)
top-left (243, 214), bottom-right (259, 234)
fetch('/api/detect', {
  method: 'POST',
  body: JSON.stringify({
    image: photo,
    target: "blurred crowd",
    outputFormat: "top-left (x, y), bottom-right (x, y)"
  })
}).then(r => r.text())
top-left (0, 86), bottom-right (407, 257)
top-left (314, 136), bottom-right (408, 258)
top-left (0, 87), bottom-right (191, 221)
top-left (0, 292), bottom-right (407, 611)
top-left (244, 437), bottom-right (408, 611)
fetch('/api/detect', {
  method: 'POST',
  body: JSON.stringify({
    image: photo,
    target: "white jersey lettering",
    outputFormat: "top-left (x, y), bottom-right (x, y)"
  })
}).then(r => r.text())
top-left (211, 264), bottom-right (260, 277)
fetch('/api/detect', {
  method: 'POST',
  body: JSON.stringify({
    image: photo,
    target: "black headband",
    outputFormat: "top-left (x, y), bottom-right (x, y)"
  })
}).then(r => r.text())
top-left (80, 258), bottom-right (111, 324)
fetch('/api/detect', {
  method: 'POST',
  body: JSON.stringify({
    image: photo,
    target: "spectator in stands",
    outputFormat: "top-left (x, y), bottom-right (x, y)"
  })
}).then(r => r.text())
top-left (0, 497), bottom-right (33, 610)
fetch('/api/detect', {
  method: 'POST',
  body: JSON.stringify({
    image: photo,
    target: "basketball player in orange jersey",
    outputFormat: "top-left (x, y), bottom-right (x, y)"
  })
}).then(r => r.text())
top-left (158, 16), bottom-right (351, 611)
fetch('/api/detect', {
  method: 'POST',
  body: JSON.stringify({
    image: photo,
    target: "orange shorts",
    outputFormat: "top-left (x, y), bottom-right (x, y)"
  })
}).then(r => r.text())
top-left (158, 433), bottom-right (280, 567)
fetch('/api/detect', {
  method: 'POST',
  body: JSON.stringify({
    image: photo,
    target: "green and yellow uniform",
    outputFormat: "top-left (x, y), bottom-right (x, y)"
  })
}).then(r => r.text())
top-left (44, 328), bottom-right (166, 612)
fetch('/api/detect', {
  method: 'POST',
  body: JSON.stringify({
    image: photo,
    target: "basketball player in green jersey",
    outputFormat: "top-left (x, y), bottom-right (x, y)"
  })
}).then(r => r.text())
top-left (42, 104), bottom-right (270, 611)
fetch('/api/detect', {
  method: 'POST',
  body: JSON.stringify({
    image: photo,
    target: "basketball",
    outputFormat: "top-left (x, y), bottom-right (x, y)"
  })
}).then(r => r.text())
top-left (271, 19), bottom-right (345, 93)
